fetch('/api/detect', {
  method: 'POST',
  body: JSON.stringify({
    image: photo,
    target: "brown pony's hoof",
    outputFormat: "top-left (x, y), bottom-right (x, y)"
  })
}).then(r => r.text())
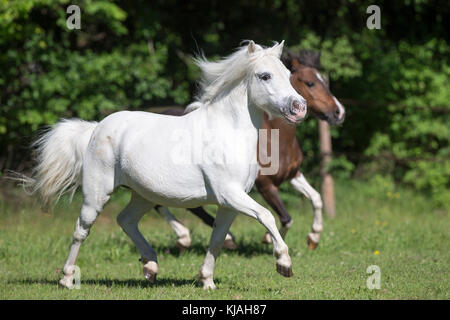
top-left (176, 242), bottom-right (187, 254)
top-left (223, 238), bottom-right (238, 250)
top-left (276, 263), bottom-right (293, 277)
top-left (262, 232), bottom-right (272, 244)
top-left (176, 234), bottom-right (191, 253)
top-left (306, 235), bottom-right (319, 250)
top-left (143, 261), bottom-right (158, 284)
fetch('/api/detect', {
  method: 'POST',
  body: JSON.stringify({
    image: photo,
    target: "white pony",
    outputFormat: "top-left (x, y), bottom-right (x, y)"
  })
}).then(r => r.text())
top-left (19, 41), bottom-right (307, 290)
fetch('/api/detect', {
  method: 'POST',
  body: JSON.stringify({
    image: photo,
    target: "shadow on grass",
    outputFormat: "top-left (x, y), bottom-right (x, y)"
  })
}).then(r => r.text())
top-left (9, 276), bottom-right (219, 288)
top-left (153, 241), bottom-right (273, 258)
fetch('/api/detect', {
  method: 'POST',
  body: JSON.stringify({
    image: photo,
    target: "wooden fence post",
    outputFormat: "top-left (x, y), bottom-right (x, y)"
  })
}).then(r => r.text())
top-left (318, 120), bottom-right (336, 218)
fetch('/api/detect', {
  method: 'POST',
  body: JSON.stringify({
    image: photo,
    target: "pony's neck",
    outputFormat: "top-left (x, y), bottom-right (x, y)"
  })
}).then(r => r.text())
top-left (205, 82), bottom-right (264, 131)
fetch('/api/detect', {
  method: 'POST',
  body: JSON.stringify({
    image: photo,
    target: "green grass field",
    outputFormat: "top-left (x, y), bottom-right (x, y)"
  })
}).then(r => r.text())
top-left (0, 178), bottom-right (448, 299)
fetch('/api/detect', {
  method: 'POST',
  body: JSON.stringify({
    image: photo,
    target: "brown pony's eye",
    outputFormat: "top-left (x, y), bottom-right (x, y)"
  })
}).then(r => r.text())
top-left (305, 81), bottom-right (315, 87)
top-left (258, 73), bottom-right (271, 81)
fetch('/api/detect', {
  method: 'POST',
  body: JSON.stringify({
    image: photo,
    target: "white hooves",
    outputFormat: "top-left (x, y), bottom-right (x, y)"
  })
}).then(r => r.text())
top-left (261, 232), bottom-right (272, 244)
top-left (197, 270), bottom-right (217, 290)
top-left (306, 232), bottom-right (320, 250)
top-left (59, 275), bottom-right (74, 289)
top-left (143, 261), bottom-right (158, 283)
top-left (276, 255), bottom-right (293, 277)
top-left (276, 262), bottom-right (293, 277)
top-left (275, 248), bottom-right (293, 277)
top-left (59, 265), bottom-right (76, 289)
top-left (200, 278), bottom-right (216, 290)
top-left (223, 233), bottom-right (238, 250)
top-left (176, 234), bottom-right (192, 253)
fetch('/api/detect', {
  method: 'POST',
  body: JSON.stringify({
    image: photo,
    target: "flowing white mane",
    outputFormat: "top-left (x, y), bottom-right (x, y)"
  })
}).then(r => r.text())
top-left (194, 41), bottom-right (282, 103)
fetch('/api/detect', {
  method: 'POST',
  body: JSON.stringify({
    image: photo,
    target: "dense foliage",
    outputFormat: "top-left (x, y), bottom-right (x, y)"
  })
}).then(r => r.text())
top-left (0, 0), bottom-right (449, 207)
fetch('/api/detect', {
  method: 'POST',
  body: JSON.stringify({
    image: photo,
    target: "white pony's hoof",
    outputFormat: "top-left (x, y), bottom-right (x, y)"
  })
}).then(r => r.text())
top-left (176, 234), bottom-right (192, 253)
top-left (276, 262), bottom-right (293, 277)
top-left (306, 233), bottom-right (320, 250)
top-left (201, 279), bottom-right (216, 290)
top-left (143, 261), bottom-right (158, 283)
top-left (223, 233), bottom-right (238, 250)
top-left (197, 271), bottom-right (216, 290)
top-left (262, 232), bottom-right (272, 244)
top-left (275, 248), bottom-right (293, 277)
top-left (59, 275), bottom-right (74, 289)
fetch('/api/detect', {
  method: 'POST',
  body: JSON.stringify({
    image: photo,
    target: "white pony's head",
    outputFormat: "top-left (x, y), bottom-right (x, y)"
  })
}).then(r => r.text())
top-left (246, 41), bottom-right (307, 123)
top-left (195, 40), bottom-right (307, 123)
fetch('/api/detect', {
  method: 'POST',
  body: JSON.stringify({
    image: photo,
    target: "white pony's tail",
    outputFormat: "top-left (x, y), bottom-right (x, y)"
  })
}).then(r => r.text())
top-left (10, 119), bottom-right (98, 209)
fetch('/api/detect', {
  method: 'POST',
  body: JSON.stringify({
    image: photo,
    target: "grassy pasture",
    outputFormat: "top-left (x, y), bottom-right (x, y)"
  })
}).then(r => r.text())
top-left (0, 178), bottom-right (448, 299)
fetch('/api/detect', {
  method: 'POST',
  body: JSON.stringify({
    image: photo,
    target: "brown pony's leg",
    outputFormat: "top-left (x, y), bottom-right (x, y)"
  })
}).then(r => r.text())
top-left (188, 207), bottom-right (215, 227)
top-left (155, 205), bottom-right (191, 252)
top-left (290, 171), bottom-right (323, 250)
top-left (257, 184), bottom-right (293, 243)
top-left (188, 207), bottom-right (237, 250)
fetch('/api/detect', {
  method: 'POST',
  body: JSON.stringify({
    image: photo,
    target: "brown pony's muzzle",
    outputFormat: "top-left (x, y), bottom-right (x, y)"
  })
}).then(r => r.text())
top-left (331, 106), bottom-right (345, 125)
top-left (331, 97), bottom-right (346, 125)
top-left (322, 110), bottom-right (345, 125)
top-left (321, 97), bottom-right (345, 125)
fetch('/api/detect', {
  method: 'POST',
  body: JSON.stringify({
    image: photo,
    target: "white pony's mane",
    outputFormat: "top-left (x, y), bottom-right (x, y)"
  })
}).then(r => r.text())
top-left (194, 41), bottom-right (281, 103)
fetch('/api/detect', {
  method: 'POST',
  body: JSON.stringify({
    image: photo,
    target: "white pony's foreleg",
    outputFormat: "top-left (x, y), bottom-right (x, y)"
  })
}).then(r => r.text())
top-left (198, 188), bottom-right (292, 290)
top-left (290, 173), bottom-right (323, 250)
top-left (155, 206), bottom-right (191, 252)
top-left (225, 190), bottom-right (292, 277)
top-left (116, 192), bottom-right (158, 283)
top-left (198, 207), bottom-right (237, 290)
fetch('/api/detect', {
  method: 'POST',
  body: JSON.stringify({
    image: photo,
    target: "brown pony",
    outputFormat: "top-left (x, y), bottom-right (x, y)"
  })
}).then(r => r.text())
top-left (156, 49), bottom-right (345, 250)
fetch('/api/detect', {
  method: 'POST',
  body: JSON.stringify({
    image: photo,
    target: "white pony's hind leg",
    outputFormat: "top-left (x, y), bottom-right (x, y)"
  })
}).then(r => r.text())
top-left (198, 207), bottom-right (237, 290)
top-left (290, 172), bottom-right (323, 250)
top-left (60, 189), bottom-right (112, 288)
top-left (117, 192), bottom-right (158, 283)
top-left (60, 151), bottom-right (115, 289)
top-left (155, 206), bottom-right (191, 252)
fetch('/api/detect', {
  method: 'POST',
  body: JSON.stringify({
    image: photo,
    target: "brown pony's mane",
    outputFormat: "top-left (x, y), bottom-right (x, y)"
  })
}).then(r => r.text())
top-left (282, 49), bottom-right (322, 71)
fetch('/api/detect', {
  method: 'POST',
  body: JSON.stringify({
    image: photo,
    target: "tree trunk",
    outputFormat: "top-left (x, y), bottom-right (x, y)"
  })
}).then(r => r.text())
top-left (318, 120), bottom-right (336, 218)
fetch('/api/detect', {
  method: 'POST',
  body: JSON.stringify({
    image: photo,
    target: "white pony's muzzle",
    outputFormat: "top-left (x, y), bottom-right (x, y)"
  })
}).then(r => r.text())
top-left (281, 96), bottom-right (307, 123)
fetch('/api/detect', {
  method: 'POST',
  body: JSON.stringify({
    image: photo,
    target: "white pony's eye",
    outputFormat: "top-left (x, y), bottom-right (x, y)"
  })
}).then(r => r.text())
top-left (258, 72), bottom-right (271, 81)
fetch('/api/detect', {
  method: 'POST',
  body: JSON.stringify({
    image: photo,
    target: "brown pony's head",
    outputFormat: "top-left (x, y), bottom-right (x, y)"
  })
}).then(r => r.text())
top-left (282, 49), bottom-right (345, 125)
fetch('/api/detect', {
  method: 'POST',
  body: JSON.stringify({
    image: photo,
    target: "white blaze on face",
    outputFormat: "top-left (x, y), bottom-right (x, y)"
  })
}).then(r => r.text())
top-left (333, 96), bottom-right (345, 120)
top-left (315, 71), bottom-right (325, 84)
top-left (314, 71), bottom-right (344, 121)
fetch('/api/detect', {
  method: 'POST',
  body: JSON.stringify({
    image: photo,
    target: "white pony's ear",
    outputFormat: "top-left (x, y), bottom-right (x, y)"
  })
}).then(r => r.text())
top-left (248, 41), bottom-right (257, 54)
top-left (273, 40), bottom-right (285, 58)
